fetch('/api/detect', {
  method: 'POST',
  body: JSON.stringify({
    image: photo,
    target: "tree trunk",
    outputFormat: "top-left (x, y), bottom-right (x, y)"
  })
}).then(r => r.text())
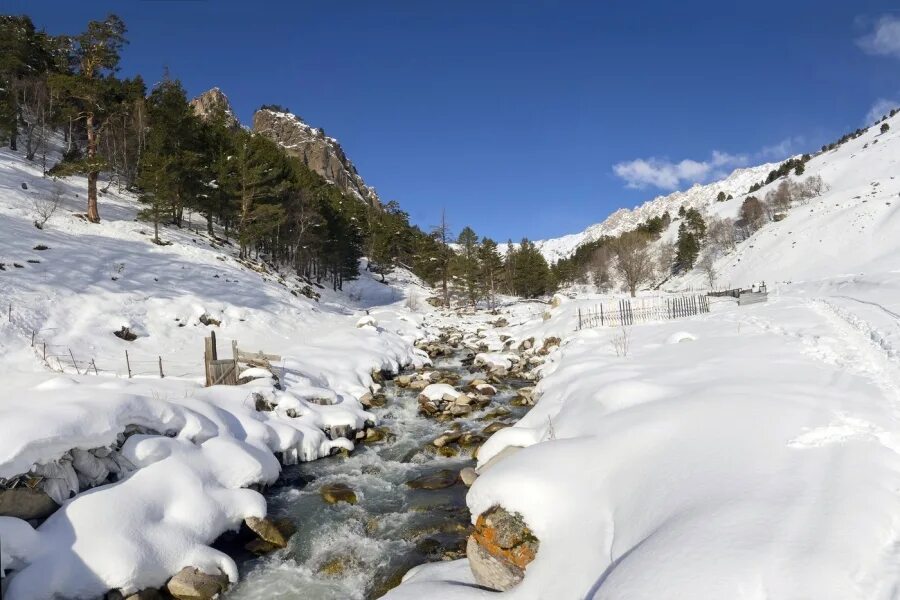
top-left (86, 113), bottom-right (100, 223)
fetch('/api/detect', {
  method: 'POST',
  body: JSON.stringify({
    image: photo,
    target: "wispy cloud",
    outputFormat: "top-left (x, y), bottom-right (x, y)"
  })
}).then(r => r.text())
top-left (758, 136), bottom-right (805, 161)
top-left (612, 151), bottom-right (748, 191)
top-left (864, 97), bottom-right (899, 124)
top-left (857, 15), bottom-right (900, 59)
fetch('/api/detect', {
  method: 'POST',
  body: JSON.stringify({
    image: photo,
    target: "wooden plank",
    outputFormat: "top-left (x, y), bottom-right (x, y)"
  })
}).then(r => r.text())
top-left (237, 350), bottom-right (282, 362)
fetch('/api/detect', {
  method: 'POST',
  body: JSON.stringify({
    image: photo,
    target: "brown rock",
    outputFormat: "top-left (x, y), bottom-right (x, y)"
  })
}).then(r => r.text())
top-left (468, 506), bottom-right (539, 591)
top-left (406, 469), bottom-right (459, 490)
top-left (166, 567), bottom-right (229, 600)
top-left (320, 482), bottom-right (358, 505)
top-left (0, 486), bottom-right (59, 520)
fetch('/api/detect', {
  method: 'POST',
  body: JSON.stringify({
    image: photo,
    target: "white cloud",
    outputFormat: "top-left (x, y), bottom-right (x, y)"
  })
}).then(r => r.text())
top-left (857, 15), bottom-right (900, 59)
top-left (864, 98), bottom-right (899, 125)
top-left (759, 136), bottom-right (805, 161)
top-left (612, 151), bottom-right (748, 190)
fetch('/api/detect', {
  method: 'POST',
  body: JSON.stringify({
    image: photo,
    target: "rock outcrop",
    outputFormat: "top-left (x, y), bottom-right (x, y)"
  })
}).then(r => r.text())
top-left (252, 108), bottom-right (380, 207)
top-left (189, 88), bottom-right (240, 130)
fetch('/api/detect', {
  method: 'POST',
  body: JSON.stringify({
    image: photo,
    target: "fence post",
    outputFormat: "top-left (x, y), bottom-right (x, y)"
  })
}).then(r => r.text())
top-left (43, 342), bottom-right (47, 362)
top-left (31, 330), bottom-right (35, 347)
top-left (68, 348), bottom-right (80, 375)
top-left (91, 359), bottom-right (98, 376)
top-left (600, 304), bottom-right (604, 326)
top-left (577, 308), bottom-right (582, 331)
top-left (158, 356), bottom-right (164, 378)
top-left (125, 350), bottom-right (132, 379)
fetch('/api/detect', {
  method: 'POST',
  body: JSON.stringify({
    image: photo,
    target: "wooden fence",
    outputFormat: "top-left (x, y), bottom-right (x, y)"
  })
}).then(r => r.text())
top-left (576, 295), bottom-right (710, 330)
top-left (203, 330), bottom-right (281, 387)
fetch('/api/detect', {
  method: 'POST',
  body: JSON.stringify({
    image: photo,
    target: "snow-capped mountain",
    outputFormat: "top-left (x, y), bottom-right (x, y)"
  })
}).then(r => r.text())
top-left (534, 162), bottom-right (781, 263)
top-left (537, 109), bottom-right (900, 294)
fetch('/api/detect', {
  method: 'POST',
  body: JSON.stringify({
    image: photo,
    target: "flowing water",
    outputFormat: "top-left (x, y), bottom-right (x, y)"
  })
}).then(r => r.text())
top-left (225, 350), bottom-right (530, 600)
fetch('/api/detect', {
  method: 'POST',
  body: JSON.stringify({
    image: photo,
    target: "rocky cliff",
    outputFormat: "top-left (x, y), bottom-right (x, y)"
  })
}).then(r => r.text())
top-left (252, 109), bottom-right (380, 207)
top-left (189, 87), bottom-right (240, 130)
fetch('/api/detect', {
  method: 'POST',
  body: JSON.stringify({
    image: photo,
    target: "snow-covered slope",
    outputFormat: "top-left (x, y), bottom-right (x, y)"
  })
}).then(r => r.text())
top-left (0, 146), bottom-right (428, 598)
top-left (675, 115), bottom-right (900, 288)
top-left (535, 161), bottom-right (779, 262)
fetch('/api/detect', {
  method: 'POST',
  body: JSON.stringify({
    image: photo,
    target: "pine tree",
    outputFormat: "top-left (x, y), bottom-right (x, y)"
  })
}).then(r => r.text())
top-left (49, 15), bottom-right (128, 223)
top-left (137, 77), bottom-right (204, 244)
top-left (233, 131), bottom-right (291, 258)
top-left (478, 237), bottom-right (505, 311)
top-left (452, 226), bottom-right (481, 307)
top-left (510, 239), bottom-right (553, 298)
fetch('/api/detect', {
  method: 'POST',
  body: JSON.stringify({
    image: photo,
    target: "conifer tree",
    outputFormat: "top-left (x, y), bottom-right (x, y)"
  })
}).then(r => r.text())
top-left (49, 14), bottom-right (128, 223)
top-left (453, 226), bottom-right (481, 307)
top-left (478, 237), bottom-right (505, 311)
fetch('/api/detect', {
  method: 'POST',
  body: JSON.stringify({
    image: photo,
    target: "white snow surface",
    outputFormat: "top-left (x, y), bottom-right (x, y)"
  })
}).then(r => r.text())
top-left (0, 146), bottom-right (429, 598)
top-left (388, 113), bottom-right (900, 599)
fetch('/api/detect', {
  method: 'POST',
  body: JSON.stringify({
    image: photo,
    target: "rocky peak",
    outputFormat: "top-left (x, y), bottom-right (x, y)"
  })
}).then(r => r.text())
top-left (190, 87), bottom-right (240, 130)
top-left (252, 108), bottom-right (380, 207)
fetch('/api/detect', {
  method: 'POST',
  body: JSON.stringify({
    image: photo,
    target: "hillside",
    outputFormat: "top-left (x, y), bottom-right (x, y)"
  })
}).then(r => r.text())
top-left (0, 144), bottom-right (428, 599)
top-left (534, 161), bottom-right (779, 262)
top-left (538, 112), bottom-right (900, 293)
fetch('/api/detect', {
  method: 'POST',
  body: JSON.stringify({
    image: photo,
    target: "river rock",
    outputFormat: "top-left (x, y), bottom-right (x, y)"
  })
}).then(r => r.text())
top-left (460, 467), bottom-right (478, 486)
top-left (245, 516), bottom-right (295, 549)
top-left (406, 469), bottom-right (458, 490)
top-left (166, 567), bottom-right (229, 600)
top-left (449, 404), bottom-right (472, 417)
top-left (482, 421), bottom-right (511, 435)
top-left (409, 379), bottom-right (429, 391)
top-left (432, 431), bottom-right (462, 448)
top-left (320, 482), bottom-right (358, 504)
top-left (468, 506), bottom-right (539, 591)
top-left (0, 486), bottom-right (59, 520)
top-left (365, 427), bottom-right (392, 443)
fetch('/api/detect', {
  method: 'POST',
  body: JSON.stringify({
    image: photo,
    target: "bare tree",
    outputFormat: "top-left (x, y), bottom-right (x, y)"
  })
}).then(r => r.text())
top-left (612, 231), bottom-right (654, 297)
top-left (797, 175), bottom-right (826, 204)
top-left (739, 196), bottom-right (767, 235)
top-left (33, 181), bottom-right (63, 229)
top-left (707, 216), bottom-right (736, 252)
top-left (765, 179), bottom-right (793, 213)
top-left (655, 240), bottom-right (675, 280)
top-left (588, 245), bottom-right (613, 292)
top-left (698, 250), bottom-right (718, 289)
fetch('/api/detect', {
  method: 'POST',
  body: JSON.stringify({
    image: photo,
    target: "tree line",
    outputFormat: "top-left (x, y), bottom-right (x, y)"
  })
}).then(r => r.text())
top-left (0, 14), bottom-right (477, 293)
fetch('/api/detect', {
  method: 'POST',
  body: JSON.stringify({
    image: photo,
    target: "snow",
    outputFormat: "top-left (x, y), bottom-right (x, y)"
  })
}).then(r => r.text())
top-left (387, 113), bottom-right (900, 599)
top-left (419, 383), bottom-right (461, 401)
top-left (473, 352), bottom-right (515, 371)
top-left (534, 161), bottom-right (780, 262)
top-left (0, 143), bottom-right (430, 598)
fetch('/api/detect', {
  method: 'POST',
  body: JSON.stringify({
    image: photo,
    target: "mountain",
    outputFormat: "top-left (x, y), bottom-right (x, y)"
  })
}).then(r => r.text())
top-left (539, 110), bottom-right (900, 292)
top-left (534, 162), bottom-right (780, 263)
top-left (189, 89), bottom-right (381, 207)
top-left (252, 108), bottom-right (381, 207)
top-left (188, 87), bottom-right (240, 130)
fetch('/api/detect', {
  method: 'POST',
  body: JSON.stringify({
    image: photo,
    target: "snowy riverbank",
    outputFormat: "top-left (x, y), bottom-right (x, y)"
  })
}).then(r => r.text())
top-left (390, 280), bottom-right (900, 599)
top-left (0, 147), bottom-right (432, 599)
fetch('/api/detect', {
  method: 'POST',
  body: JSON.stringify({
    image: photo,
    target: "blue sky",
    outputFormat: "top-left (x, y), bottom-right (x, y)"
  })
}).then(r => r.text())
top-left (10, 1), bottom-right (900, 241)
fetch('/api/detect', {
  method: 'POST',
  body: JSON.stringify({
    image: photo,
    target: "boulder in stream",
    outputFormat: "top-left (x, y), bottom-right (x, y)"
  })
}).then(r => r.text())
top-left (406, 469), bottom-right (459, 490)
top-left (320, 482), bottom-right (358, 504)
top-left (166, 567), bottom-right (229, 600)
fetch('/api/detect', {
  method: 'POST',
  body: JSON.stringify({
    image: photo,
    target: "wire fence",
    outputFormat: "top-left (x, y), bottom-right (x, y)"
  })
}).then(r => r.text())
top-left (5, 300), bottom-right (203, 380)
top-left (575, 295), bottom-right (711, 330)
